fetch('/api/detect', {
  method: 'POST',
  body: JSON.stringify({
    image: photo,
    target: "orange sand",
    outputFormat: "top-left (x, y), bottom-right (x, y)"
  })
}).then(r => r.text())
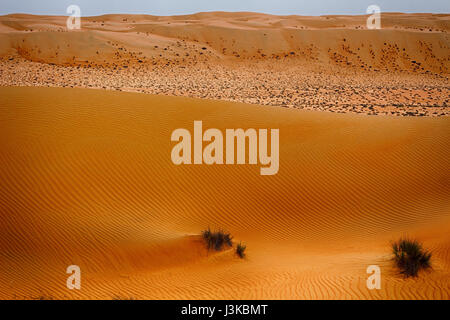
top-left (0, 86), bottom-right (449, 300)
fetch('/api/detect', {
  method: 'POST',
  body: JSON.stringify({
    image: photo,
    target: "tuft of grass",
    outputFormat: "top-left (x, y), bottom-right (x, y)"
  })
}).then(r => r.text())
top-left (236, 242), bottom-right (246, 259)
top-left (392, 238), bottom-right (432, 278)
top-left (202, 227), bottom-right (233, 251)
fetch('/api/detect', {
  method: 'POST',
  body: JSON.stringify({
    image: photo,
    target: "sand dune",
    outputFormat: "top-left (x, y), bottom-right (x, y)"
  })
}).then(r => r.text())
top-left (0, 86), bottom-right (449, 299)
top-left (0, 13), bottom-right (449, 116)
top-left (1, 12), bottom-right (449, 71)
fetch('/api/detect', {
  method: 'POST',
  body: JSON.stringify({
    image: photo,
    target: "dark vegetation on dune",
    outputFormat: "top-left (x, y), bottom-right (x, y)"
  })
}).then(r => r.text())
top-left (236, 242), bottom-right (247, 259)
top-left (202, 228), bottom-right (233, 251)
top-left (392, 238), bottom-right (432, 278)
top-left (202, 228), bottom-right (247, 259)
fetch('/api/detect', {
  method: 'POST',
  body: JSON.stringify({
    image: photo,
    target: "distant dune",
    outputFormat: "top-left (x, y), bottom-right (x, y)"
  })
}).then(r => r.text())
top-left (0, 12), bottom-right (448, 116)
top-left (0, 12), bottom-right (449, 73)
top-left (0, 87), bottom-right (449, 299)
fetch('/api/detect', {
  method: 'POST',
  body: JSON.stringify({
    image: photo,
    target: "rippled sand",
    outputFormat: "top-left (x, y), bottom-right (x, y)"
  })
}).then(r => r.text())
top-left (0, 86), bottom-right (449, 299)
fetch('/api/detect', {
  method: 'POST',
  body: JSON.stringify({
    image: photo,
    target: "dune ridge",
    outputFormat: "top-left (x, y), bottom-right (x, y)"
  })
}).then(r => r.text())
top-left (1, 12), bottom-right (449, 68)
top-left (0, 86), bottom-right (449, 299)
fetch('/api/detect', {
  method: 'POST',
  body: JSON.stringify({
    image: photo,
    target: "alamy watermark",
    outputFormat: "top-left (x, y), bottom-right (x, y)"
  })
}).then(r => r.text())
top-left (66, 265), bottom-right (81, 290)
top-left (171, 121), bottom-right (279, 176)
top-left (366, 265), bottom-right (381, 290)
top-left (366, 5), bottom-right (381, 30)
top-left (66, 5), bottom-right (81, 30)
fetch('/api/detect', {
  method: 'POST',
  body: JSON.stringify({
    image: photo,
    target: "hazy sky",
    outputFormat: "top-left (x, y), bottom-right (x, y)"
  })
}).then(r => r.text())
top-left (0, 0), bottom-right (449, 16)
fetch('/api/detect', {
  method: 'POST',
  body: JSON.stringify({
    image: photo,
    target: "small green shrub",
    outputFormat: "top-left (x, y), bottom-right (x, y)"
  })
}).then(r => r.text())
top-left (392, 238), bottom-right (432, 277)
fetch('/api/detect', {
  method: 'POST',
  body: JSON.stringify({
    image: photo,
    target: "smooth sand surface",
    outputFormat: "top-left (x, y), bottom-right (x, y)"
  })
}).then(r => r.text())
top-left (0, 86), bottom-right (449, 299)
top-left (0, 12), bottom-right (449, 116)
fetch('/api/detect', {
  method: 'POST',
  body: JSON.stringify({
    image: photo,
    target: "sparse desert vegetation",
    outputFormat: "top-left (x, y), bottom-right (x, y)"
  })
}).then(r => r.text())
top-left (236, 242), bottom-right (247, 259)
top-left (392, 238), bottom-right (432, 278)
top-left (202, 228), bottom-right (233, 251)
top-left (201, 228), bottom-right (247, 259)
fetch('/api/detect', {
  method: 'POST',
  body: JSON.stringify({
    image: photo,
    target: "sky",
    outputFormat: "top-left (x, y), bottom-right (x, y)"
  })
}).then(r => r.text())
top-left (0, 0), bottom-right (449, 16)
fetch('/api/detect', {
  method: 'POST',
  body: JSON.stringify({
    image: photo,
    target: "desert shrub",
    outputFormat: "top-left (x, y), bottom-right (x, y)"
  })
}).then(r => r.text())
top-left (236, 242), bottom-right (246, 259)
top-left (202, 227), bottom-right (233, 251)
top-left (201, 228), bottom-right (211, 242)
top-left (392, 238), bottom-right (432, 277)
